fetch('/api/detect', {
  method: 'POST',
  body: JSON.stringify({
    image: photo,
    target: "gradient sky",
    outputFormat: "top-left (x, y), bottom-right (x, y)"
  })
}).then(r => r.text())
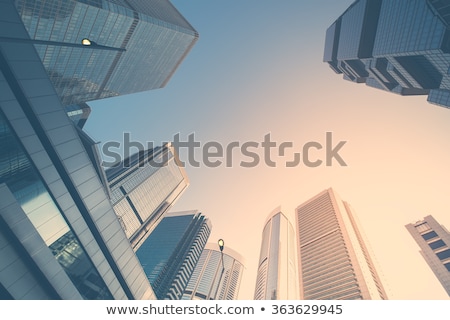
top-left (85, 0), bottom-right (450, 300)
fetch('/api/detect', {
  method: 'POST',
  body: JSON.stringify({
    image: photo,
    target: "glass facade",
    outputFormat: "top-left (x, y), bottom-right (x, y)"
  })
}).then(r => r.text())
top-left (13, 0), bottom-right (198, 106)
top-left (335, 0), bottom-right (368, 60)
top-left (106, 144), bottom-right (189, 251)
top-left (254, 209), bottom-right (299, 300)
top-left (182, 244), bottom-right (244, 300)
top-left (406, 215), bottom-right (450, 296)
top-left (136, 211), bottom-right (211, 300)
top-left (324, 0), bottom-right (450, 109)
top-left (0, 110), bottom-right (112, 299)
top-left (296, 189), bottom-right (387, 300)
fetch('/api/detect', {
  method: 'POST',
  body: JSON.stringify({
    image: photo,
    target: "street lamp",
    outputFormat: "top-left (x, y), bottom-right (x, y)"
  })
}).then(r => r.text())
top-left (218, 239), bottom-right (224, 252)
top-left (214, 238), bottom-right (225, 299)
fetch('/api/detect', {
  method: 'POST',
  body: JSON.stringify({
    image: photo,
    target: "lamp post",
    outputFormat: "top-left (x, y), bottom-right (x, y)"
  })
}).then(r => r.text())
top-left (214, 239), bottom-right (225, 299)
top-left (218, 238), bottom-right (225, 269)
top-left (0, 36), bottom-right (126, 52)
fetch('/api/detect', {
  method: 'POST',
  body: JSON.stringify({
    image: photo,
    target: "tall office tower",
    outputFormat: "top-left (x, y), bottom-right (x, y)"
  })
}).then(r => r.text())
top-left (13, 0), bottom-right (199, 107)
top-left (182, 243), bottom-right (244, 300)
top-left (254, 208), bottom-right (299, 300)
top-left (105, 144), bottom-right (189, 251)
top-left (295, 188), bottom-right (387, 300)
top-left (136, 211), bottom-right (212, 300)
top-left (0, 1), bottom-right (154, 299)
top-left (405, 215), bottom-right (450, 296)
top-left (324, 0), bottom-right (450, 109)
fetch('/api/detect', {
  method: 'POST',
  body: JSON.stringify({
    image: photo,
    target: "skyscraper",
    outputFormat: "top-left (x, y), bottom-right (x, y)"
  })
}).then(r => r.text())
top-left (13, 0), bottom-right (199, 106)
top-left (324, 0), bottom-right (450, 109)
top-left (254, 208), bottom-right (299, 300)
top-left (0, 0), bottom-right (154, 299)
top-left (295, 188), bottom-right (387, 300)
top-left (136, 211), bottom-right (211, 300)
top-left (182, 243), bottom-right (244, 300)
top-left (10, 0), bottom-right (198, 128)
top-left (105, 144), bottom-right (189, 251)
top-left (405, 215), bottom-right (450, 296)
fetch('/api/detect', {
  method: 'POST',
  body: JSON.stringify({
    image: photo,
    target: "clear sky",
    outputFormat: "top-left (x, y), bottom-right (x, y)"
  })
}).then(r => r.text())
top-left (85, 0), bottom-right (450, 300)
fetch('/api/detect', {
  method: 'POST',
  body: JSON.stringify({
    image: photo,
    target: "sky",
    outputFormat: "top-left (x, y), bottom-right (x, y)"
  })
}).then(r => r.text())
top-left (85, 0), bottom-right (450, 300)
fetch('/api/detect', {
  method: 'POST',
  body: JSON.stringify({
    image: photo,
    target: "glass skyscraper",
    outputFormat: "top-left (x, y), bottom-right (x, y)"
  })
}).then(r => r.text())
top-left (182, 243), bottom-right (244, 300)
top-left (13, 0), bottom-right (199, 106)
top-left (254, 208), bottom-right (299, 300)
top-left (295, 188), bottom-right (387, 300)
top-left (0, 0), bottom-right (154, 299)
top-left (405, 215), bottom-right (450, 296)
top-left (136, 211), bottom-right (212, 300)
top-left (324, 0), bottom-right (450, 108)
top-left (11, 0), bottom-right (198, 128)
top-left (106, 144), bottom-right (189, 251)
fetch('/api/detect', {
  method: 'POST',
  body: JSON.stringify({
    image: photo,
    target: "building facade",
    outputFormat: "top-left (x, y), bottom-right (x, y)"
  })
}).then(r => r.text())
top-left (106, 144), bottom-right (189, 251)
top-left (405, 215), bottom-right (450, 296)
top-left (324, 0), bottom-right (450, 108)
top-left (296, 188), bottom-right (387, 300)
top-left (136, 211), bottom-right (211, 300)
top-left (254, 208), bottom-right (299, 300)
top-left (0, 0), bottom-right (154, 299)
top-left (182, 243), bottom-right (244, 300)
top-left (13, 0), bottom-right (199, 106)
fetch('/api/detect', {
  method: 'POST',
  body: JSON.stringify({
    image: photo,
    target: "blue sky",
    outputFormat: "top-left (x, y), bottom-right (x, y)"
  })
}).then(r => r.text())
top-left (86, 1), bottom-right (450, 300)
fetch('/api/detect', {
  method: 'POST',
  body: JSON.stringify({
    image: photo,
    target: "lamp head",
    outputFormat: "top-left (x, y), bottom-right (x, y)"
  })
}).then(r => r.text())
top-left (81, 38), bottom-right (92, 46)
top-left (218, 239), bottom-right (224, 252)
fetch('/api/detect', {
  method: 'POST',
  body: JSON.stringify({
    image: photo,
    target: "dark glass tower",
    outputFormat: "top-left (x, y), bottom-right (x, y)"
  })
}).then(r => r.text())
top-left (136, 211), bottom-right (212, 300)
top-left (11, 0), bottom-right (198, 128)
top-left (13, 0), bottom-right (199, 106)
top-left (324, 0), bottom-right (450, 108)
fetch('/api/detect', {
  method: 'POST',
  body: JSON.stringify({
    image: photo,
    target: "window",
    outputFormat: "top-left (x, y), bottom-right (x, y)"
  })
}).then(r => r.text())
top-left (436, 249), bottom-right (450, 261)
top-left (429, 239), bottom-right (446, 250)
top-left (422, 231), bottom-right (438, 240)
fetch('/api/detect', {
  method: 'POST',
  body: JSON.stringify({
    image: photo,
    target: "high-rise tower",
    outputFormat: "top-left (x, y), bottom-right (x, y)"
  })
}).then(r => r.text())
top-left (254, 208), bottom-right (299, 300)
top-left (324, 0), bottom-right (450, 109)
top-left (406, 215), bottom-right (450, 296)
top-left (296, 188), bottom-right (387, 300)
top-left (136, 211), bottom-right (211, 300)
top-left (105, 145), bottom-right (189, 251)
top-left (13, 0), bottom-right (199, 106)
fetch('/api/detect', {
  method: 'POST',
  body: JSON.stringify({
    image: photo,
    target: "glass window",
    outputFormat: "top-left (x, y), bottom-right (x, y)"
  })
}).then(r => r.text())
top-left (436, 249), bottom-right (450, 261)
top-left (429, 239), bottom-right (446, 250)
top-left (422, 231), bottom-right (438, 240)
